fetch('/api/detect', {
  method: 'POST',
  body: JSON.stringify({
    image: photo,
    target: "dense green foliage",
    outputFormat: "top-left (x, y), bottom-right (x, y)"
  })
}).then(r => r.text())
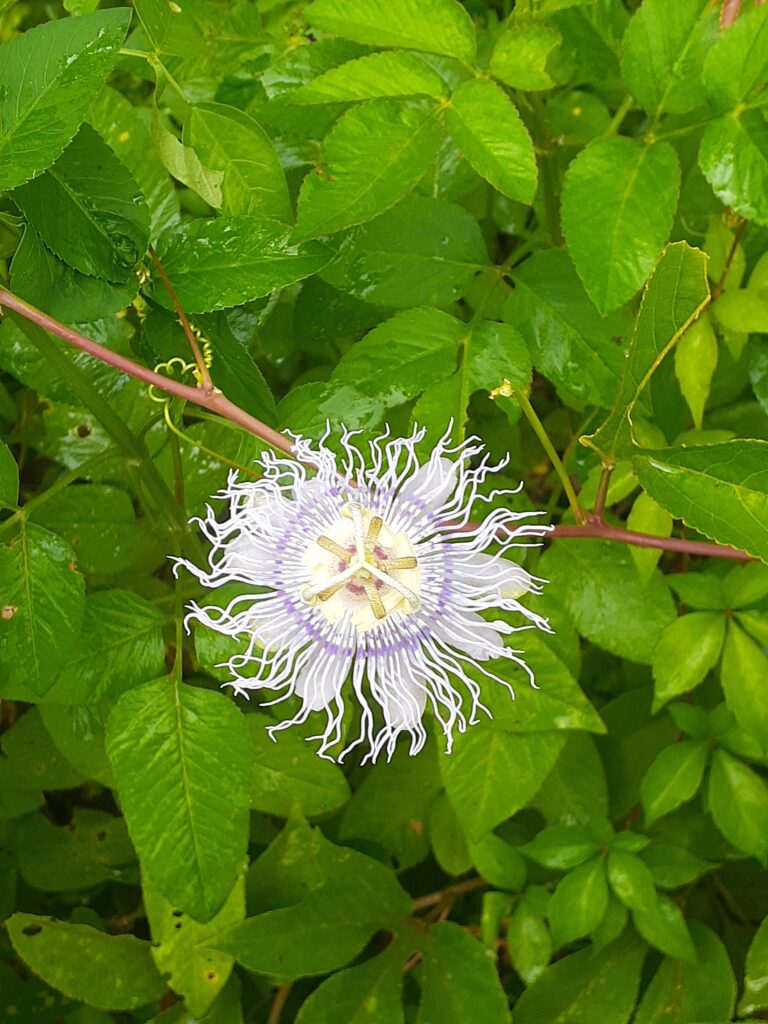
top-left (1, 0), bottom-right (768, 1020)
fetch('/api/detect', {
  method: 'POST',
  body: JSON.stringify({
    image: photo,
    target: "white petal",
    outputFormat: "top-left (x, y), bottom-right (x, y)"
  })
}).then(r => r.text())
top-left (431, 609), bottom-right (506, 661)
top-left (458, 552), bottom-right (534, 600)
top-left (399, 456), bottom-right (458, 515)
top-left (294, 650), bottom-right (349, 711)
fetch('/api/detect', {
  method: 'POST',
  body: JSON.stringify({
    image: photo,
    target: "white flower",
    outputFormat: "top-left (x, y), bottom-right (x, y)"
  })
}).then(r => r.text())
top-left (177, 426), bottom-right (552, 763)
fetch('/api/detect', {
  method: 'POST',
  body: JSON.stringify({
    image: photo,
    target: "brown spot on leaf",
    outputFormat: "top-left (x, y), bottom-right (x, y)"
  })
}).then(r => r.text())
top-left (1, 605), bottom-right (17, 620)
top-left (75, 424), bottom-right (92, 438)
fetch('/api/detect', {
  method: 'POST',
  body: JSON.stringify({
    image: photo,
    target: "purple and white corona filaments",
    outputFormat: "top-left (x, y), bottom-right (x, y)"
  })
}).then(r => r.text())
top-left (178, 426), bottom-right (552, 762)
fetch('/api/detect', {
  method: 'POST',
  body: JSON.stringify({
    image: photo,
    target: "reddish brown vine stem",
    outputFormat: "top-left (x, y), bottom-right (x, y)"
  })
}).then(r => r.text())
top-left (0, 287), bottom-right (755, 563)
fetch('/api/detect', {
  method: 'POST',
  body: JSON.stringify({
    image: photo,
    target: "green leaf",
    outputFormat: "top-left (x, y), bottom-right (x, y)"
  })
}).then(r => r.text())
top-left (11, 227), bottom-right (136, 324)
top-left (606, 849), bottom-right (657, 912)
top-left (294, 99), bottom-right (442, 241)
top-left (666, 571), bottom-right (724, 610)
top-left (13, 807), bottom-right (135, 892)
top-left (184, 103), bottom-right (291, 222)
top-left (723, 561), bottom-right (768, 608)
top-left (531, 734), bottom-right (609, 829)
top-left (561, 138), bottom-right (680, 314)
top-left (713, 288), bottom-right (768, 334)
top-left (29, 483), bottom-right (151, 575)
top-left (441, 728), bottom-right (566, 839)
top-left (490, 22), bottom-right (561, 91)
top-left (583, 243), bottom-right (709, 460)
top-left (90, 85), bottom-right (180, 235)
top-left (444, 79), bottom-right (537, 204)
top-left (341, 743), bottom-right (441, 869)
top-left (627, 493), bottom-right (672, 584)
top-left (707, 747), bottom-right (768, 861)
top-left (0, 441), bottom-right (18, 509)
top-left (428, 792), bottom-right (472, 876)
top-left (41, 589), bottom-right (165, 704)
top-left (675, 313), bottom-right (718, 431)
top-left (741, 913), bottom-right (768, 1016)
top-left (39, 702), bottom-right (113, 785)
top-left (144, 876), bottom-right (244, 1017)
top-left (635, 922), bottom-right (735, 1024)
top-left (213, 844), bottom-right (410, 978)
top-left (621, 0), bottom-right (716, 117)
top-left (151, 216), bottom-right (332, 313)
top-left (328, 307), bottom-right (467, 424)
top-left (0, 8), bottom-right (132, 191)
top-left (549, 855), bottom-right (608, 946)
top-left (700, 110), bottom-right (768, 227)
top-left (521, 824), bottom-right (602, 870)
top-left (321, 195), bottom-right (489, 308)
top-left (0, 706), bottom-right (86, 791)
top-left (640, 844), bottom-right (713, 890)
top-left (417, 922), bottom-right (510, 1024)
top-left (469, 833), bottom-right (526, 892)
top-left (513, 934), bottom-right (645, 1024)
top-left (106, 678), bottom-right (251, 922)
top-left (290, 52), bottom-right (447, 104)
top-left (12, 123), bottom-right (150, 282)
top-left (248, 715), bottom-right (350, 817)
top-left (151, 99), bottom-right (224, 210)
top-left (702, 2), bottom-right (768, 111)
top-left (0, 522), bottom-right (85, 697)
top-left (651, 612), bottom-right (725, 709)
top-left (305, 0), bottom-right (476, 63)
top-left (633, 440), bottom-right (768, 563)
top-left (504, 249), bottom-right (625, 407)
top-left (295, 944), bottom-right (405, 1024)
top-left (640, 741), bottom-right (709, 823)
top-left (633, 893), bottom-right (695, 961)
top-left (540, 541), bottom-right (676, 664)
top-left (721, 621), bottom-right (768, 752)
top-left (507, 902), bottom-right (552, 986)
top-left (6, 913), bottom-right (165, 1011)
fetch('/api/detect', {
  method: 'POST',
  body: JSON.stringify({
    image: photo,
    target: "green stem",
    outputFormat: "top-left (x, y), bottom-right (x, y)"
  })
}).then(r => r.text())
top-left (515, 389), bottom-right (586, 524)
top-left (529, 94), bottom-right (562, 245)
top-left (603, 95), bottom-right (634, 138)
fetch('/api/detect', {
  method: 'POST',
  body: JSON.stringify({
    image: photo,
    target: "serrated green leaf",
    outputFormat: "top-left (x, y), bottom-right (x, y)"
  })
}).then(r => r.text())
top-left (294, 99), bottom-right (442, 241)
top-left (248, 714), bottom-right (350, 817)
top-left (184, 102), bottom-right (291, 222)
top-left (621, 0), bottom-right (716, 117)
top-left (627, 493), bottom-right (672, 583)
top-left (640, 741), bottom-right (709, 823)
top-left (562, 138), bottom-right (680, 314)
top-left (12, 123), bottom-right (150, 282)
top-left (106, 678), bottom-right (251, 922)
top-left (0, 441), bottom-right (19, 509)
top-left (290, 51), bottom-right (447, 104)
top-left (700, 110), bottom-right (768, 227)
top-left (721, 620), bottom-right (768, 752)
top-left (540, 541), bottom-right (676, 664)
top-left (633, 440), bottom-right (768, 563)
top-left (702, 3), bottom-right (768, 111)
top-left (321, 195), bottom-right (488, 308)
top-left (6, 913), bottom-right (165, 1011)
top-left (651, 612), bottom-right (725, 709)
top-left (490, 22), bottom-right (561, 91)
top-left (151, 215), bottom-right (331, 313)
top-left (305, 0), bottom-right (476, 63)
top-left (39, 702), bottom-right (113, 785)
top-left (0, 522), bottom-right (85, 697)
top-left (417, 922), bottom-right (510, 1024)
top-left (0, 705), bottom-right (86, 791)
top-left (11, 227), bottom-right (136, 324)
top-left (724, 561), bottom-right (768, 608)
top-left (144, 876), bottom-right (244, 1017)
top-left (513, 934), bottom-right (645, 1024)
top-left (582, 242), bottom-right (710, 460)
top-left (444, 79), bottom-right (537, 204)
top-left (0, 9), bottom-right (132, 191)
top-left (674, 313), bottom-right (718, 430)
top-left (504, 249), bottom-right (625, 407)
top-left (295, 943), bottom-right (405, 1024)
top-left (708, 747), bottom-right (768, 861)
top-left (549, 855), bottom-right (608, 946)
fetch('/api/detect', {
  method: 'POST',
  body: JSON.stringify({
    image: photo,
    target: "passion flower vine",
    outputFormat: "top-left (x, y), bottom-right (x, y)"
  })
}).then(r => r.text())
top-left (177, 426), bottom-right (552, 762)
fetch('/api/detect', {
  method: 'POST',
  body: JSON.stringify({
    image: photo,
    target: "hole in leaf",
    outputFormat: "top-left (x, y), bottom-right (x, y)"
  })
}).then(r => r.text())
top-left (22, 925), bottom-right (42, 936)
top-left (96, 830), bottom-right (107, 841)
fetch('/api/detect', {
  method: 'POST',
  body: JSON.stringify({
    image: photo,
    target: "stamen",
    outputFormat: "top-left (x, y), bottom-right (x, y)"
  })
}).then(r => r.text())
top-left (365, 516), bottom-right (383, 552)
top-left (378, 556), bottom-right (418, 571)
top-left (362, 578), bottom-right (387, 620)
top-left (316, 536), bottom-right (351, 561)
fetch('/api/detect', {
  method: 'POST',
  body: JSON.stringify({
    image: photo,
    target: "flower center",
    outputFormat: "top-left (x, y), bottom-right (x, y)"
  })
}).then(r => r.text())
top-left (301, 501), bottom-right (421, 631)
